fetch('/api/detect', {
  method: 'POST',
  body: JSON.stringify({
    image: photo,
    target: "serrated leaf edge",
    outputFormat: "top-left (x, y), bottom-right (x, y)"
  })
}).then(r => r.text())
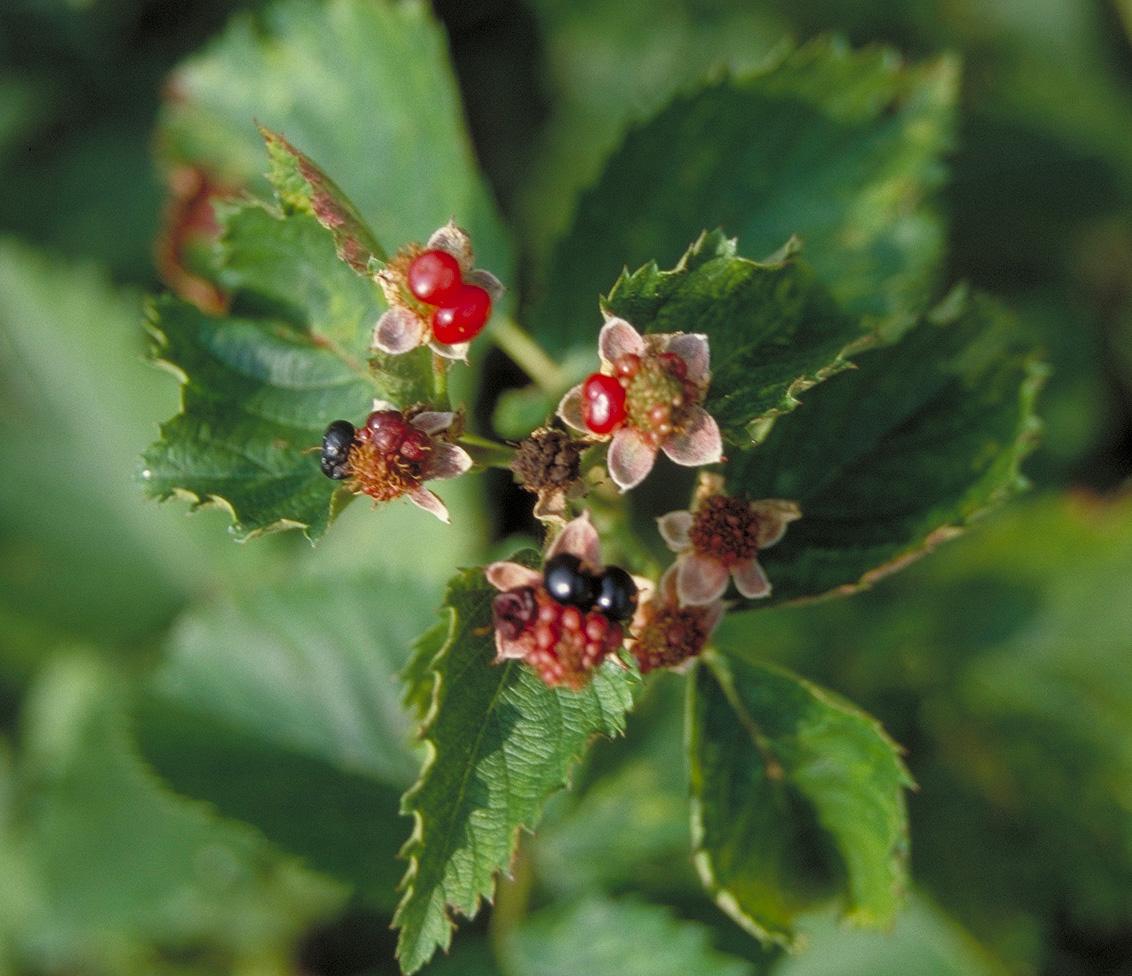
top-left (687, 653), bottom-right (913, 950)
top-left (760, 351), bottom-right (1048, 610)
top-left (393, 565), bottom-right (636, 972)
top-left (603, 230), bottom-right (880, 445)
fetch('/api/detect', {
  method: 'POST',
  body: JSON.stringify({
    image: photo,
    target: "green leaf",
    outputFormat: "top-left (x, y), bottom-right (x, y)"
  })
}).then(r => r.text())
top-left (530, 38), bottom-right (957, 355)
top-left (688, 653), bottom-right (911, 948)
top-left (504, 897), bottom-right (755, 976)
top-left (773, 896), bottom-right (1008, 976)
top-left (533, 674), bottom-right (695, 898)
top-left (605, 231), bottom-right (872, 443)
top-left (395, 564), bottom-right (638, 974)
top-left (710, 494), bottom-right (1132, 964)
top-left (401, 615), bottom-right (451, 722)
top-left (135, 570), bottom-right (437, 911)
top-left (724, 290), bottom-right (1045, 607)
top-left (8, 655), bottom-right (337, 969)
top-left (0, 241), bottom-right (276, 651)
top-left (518, 0), bottom-right (789, 253)
top-left (142, 204), bottom-right (440, 541)
top-left (261, 125), bottom-right (385, 273)
top-left (159, 0), bottom-right (511, 282)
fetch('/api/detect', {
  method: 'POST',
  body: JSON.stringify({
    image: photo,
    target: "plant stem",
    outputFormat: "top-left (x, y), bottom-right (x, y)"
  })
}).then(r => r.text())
top-left (457, 433), bottom-right (516, 470)
top-left (430, 352), bottom-right (449, 404)
top-left (492, 317), bottom-right (567, 395)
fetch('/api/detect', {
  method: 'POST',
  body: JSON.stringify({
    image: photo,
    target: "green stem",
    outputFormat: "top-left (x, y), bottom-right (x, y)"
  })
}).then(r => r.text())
top-left (457, 433), bottom-right (516, 470)
top-left (490, 835), bottom-right (534, 953)
top-left (492, 317), bottom-right (567, 394)
top-left (430, 352), bottom-right (449, 405)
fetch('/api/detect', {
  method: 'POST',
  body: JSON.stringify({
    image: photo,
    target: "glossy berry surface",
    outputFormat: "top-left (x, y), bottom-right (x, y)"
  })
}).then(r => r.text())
top-left (524, 588), bottom-right (624, 690)
top-left (543, 553), bottom-right (598, 610)
top-left (581, 373), bottom-right (627, 435)
top-left (407, 249), bottom-right (462, 306)
top-left (398, 427), bottom-right (432, 463)
top-left (320, 420), bottom-right (355, 480)
top-left (363, 409), bottom-right (410, 453)
top-left (594, 566), bottom-right (638, 621)
top-left (431, 283), bottom-right (491, 345)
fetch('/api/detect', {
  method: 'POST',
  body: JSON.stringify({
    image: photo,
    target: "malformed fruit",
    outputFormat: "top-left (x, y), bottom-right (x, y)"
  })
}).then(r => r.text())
top-left (492, 586), bottom-right (538, 641)
top-left (320, 420), bottom-right (355, 480)
top-left (594, 566), bottom-right (638, 621)
top-left (431, 283), bottom-right (491, 345)
top-left (543, 553), bottom-right (598, 610)
top-left (581, 372), bottom-right (627, 435)
top-left (407, 249), bottom-right (462, 306)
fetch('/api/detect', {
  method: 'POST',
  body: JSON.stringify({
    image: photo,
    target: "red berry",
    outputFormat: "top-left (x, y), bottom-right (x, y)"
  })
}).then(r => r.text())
top-left (407, 249), bottom-right (462, 306)
top-left (535, 622), bottom-right (557, 650)
top-left (365, 410), bottom-right (409, 453)
top-left (584, 615), bottom-right (607, 642)
top-left (432, 284), bottom-right (491, 345)
top-left (399, 428), bottom-right (432, 463)
top-left (581, 373), bottom-right (627, 435)
top-left (614, 353), bottom-right (641, 379)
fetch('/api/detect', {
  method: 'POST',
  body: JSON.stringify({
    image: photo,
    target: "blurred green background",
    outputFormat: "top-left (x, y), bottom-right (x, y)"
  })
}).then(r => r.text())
top-left (1, 1), bottom-right (1131, 974)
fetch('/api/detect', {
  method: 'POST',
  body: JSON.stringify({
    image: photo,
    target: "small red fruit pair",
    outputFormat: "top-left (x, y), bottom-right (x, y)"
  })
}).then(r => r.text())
top-left (407, 249), bottom-right (491, 345)
top-left (580, 351), bottom-right (692, 436)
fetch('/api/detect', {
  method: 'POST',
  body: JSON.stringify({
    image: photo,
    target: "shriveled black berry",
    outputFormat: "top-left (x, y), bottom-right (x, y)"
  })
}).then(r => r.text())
top-left (493, 587), bottom-right (538, 640)
top-left (594, 566), bottom-right (638, 621)
top-left (320, 420), bottom-right (355, 480)
top-left (543, 553), bottom-right (598, 611)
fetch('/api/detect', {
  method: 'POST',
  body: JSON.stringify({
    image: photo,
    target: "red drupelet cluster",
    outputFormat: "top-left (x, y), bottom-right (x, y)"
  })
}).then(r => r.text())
top-left (406, 249), bottom-right (492, 345)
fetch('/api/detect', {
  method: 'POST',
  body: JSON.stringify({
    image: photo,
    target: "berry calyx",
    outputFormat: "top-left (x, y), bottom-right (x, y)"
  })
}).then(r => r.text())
top-left (431, 283), bottom-right (491, 344)
top-left (407, 249), bottom-right (462, 306)
top-left (690, 494), bottom-right (760, 567)
top-left (493, 587), bottom-right (538, 641)
top-left (581, 373), bottom-right (627, 435)
top-left (594, 566), bottom-right (638, 621)
top-left (320, 420), bottom-right (355, 480)
top-left (543, 553), bottom-right (599, 610)
top-left (631, 601), bottom-right (712, 674)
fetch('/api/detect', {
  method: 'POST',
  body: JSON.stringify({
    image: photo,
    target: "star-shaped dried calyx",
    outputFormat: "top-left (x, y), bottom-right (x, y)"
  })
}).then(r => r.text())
top-left (510, 427), bottom-right (587, 522)
top-left (658, 473), bottom-right (800, 605)
top-left (557, 315), bottom-right (723, 491)
top-left (372, 221), bottom-right (504, 361)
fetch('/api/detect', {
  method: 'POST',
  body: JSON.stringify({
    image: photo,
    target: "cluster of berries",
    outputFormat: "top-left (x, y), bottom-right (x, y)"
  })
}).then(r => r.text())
top-left (491, 549), bottom-right (639, 690)
top-left (581, 350), bottom-right (697, 443)
top-left (405, 249), bottom-right (492, 345)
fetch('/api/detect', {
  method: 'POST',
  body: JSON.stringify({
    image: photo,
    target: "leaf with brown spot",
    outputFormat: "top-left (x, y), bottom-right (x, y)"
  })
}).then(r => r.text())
top-left (261, 126), bottom-right (385, 273)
